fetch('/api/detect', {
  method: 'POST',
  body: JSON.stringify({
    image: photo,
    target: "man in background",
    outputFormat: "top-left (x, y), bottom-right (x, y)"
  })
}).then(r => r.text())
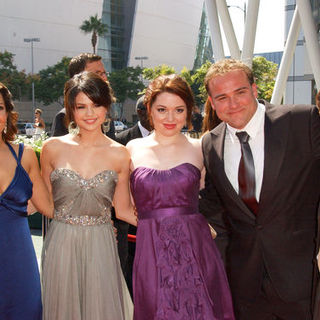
top-left (191, 105), bottom-right (203, 135)
top-left (51, 53), bottom-right (115, 139)
top-left (116, 95), bottom-right (151, 144)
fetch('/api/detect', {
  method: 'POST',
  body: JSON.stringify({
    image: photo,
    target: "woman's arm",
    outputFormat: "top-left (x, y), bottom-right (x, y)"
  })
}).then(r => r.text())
top-left (39, 118), bottom-right (45, 129)
top-left (23, 145), bottom-right (54, 218)
top-left (113, 146), bottom-right (137, 226)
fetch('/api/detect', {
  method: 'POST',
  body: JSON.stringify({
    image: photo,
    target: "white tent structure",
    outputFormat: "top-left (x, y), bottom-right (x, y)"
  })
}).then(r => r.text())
top-left (204, 0), bottom-right (320, 104)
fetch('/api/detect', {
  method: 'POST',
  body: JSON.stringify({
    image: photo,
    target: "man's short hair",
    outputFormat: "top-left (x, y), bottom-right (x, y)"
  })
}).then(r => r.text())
top-left (136, 95), bottom-right (147, 112)
top-left (68, 53), bottom-right (103, 78)
top-left (205, 59), bottom-right (255, 96)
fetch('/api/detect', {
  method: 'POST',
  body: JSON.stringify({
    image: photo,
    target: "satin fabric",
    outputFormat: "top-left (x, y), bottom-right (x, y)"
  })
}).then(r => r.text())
top-left (0, 143), bottom-right (42, 319)
top-left (131, 163), bottom-right (235, 320)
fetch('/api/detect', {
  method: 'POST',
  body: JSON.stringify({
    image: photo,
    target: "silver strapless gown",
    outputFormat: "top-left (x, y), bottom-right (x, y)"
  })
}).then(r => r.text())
top-left (42, 168), bottom-right (133, 320)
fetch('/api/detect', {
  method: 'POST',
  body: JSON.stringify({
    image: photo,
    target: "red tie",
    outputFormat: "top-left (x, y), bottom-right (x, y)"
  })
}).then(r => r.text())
top-left (236, 131), bottom-right (258, 214)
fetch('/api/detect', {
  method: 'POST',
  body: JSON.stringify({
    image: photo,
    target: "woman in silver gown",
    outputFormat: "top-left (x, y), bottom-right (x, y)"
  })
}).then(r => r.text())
top-left (41, 72), bottom-right (136, 320)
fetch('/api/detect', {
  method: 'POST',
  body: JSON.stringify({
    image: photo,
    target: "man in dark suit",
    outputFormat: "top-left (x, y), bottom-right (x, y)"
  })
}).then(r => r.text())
top-left (116, 95), bottom-right (151, 144)
top-left (200, 59), bottom-right (320, 319)
top-left (115, 95), bottom-right (151, 294)
top-left (51, 53), bottom-right (115, 139)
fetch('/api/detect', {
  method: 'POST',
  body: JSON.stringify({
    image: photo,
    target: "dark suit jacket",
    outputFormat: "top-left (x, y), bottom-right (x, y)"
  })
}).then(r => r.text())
top-left (116, 123), bottom-right (143, 145)
top-left (200, 101), bottom-right (320, 304)
top-left (51, 108), bottom-right (68, 136)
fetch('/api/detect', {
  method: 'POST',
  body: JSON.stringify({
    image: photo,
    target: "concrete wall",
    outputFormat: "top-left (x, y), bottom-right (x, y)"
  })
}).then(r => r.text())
top-left (128, 0), bottom-right (203, 72)
top-left (0, 0), bottom-right (103, 73)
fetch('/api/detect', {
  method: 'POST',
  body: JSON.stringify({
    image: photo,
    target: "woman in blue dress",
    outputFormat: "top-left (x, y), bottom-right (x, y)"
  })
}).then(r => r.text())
top-left (0, 83), bottom-right (53, 319)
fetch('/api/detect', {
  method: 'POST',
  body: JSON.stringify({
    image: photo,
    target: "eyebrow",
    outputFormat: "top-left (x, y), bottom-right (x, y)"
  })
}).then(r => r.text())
top-left (155, 104), bottom-right (186, 108)
top-left (213, 86), bottom-right (249, 99)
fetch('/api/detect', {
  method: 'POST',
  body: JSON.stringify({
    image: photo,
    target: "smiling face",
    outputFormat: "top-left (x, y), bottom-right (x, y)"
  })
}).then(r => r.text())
top-left (208, 69), bottom-right (258, 130)
top-left (150, 92), bottom-right (187, 136)
top-left (73, 92), bottom-right (107, 132)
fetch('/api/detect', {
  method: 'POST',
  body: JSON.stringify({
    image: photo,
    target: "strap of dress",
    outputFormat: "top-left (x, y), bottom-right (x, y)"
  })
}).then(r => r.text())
top-left (17, 143), bottom-right (24, 163)
top-left (6, 142), bottom-right (19, 163)
top-left (6, 142), bottom-right (24, 164)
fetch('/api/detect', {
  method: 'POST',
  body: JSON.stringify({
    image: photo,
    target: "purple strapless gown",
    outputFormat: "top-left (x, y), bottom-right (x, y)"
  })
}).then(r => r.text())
top-left (130, 163), bottom-right (235, 320)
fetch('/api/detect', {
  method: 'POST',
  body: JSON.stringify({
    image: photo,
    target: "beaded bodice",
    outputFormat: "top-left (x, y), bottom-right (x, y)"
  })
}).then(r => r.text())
top-left (50, 168), bottom-right (118, 225)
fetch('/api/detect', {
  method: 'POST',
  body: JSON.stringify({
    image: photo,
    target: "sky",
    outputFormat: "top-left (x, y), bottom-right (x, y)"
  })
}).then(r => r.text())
top-left (222, 0), bottom-right (285, 55)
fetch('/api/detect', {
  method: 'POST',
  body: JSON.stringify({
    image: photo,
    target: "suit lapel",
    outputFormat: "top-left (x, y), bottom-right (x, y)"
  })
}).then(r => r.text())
top-left (209, 124), bottom-right (256, 220)
top-left (132, 124), bottom-right (143, 139)
top-left (258, 102), bottom-right (290, 220)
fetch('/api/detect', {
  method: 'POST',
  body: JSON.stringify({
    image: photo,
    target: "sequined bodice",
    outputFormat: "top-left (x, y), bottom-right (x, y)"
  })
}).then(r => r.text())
top-left (50, 168), bottom-right (118, 224)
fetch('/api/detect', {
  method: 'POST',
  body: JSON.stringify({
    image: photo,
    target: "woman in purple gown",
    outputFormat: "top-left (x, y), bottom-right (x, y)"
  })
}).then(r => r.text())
top-left (127, 74), bottom-right (235, 320)
top-left (0, 83), bottom-right (54, 319)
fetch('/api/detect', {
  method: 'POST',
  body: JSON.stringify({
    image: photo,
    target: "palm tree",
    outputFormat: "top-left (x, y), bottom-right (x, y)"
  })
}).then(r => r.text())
top-left (80, 14), bottom-right (108, 54)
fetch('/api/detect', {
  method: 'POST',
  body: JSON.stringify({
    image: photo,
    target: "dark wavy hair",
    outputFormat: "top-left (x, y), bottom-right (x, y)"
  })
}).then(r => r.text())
top-left (64, 71), bottom-right (115, 129)
top-left (144, 74), bottom-right (194, 129)
top-left (68, 53), bottom-right (102, 78)
top-left (0, 83), bottom-right (18, 142)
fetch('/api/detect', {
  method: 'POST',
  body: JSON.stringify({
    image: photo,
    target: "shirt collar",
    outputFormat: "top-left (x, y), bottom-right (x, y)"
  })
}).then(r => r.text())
top-left (138, 121), bottom-right (150, 137)
top-left (226, 100), bottom-right (265, 140)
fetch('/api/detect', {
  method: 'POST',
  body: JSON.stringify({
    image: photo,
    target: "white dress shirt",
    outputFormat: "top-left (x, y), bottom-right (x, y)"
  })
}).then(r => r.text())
top-left (223, 101), bottom-right (265, 201)
top-left (137, 121), bottom-right (150, 137)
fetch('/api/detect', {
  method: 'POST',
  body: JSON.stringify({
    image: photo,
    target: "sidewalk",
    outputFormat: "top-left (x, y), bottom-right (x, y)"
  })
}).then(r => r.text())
top-left (31, 229), bottom-right (43, 267)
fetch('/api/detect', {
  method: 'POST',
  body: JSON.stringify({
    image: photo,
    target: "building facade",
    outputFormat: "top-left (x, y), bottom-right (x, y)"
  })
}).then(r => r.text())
top-left (0, 0), bottom-right (203, 74)
top-left (284, 0), bottom-right (320, 105)
top-left (0, 0), bottom-right (204, 123)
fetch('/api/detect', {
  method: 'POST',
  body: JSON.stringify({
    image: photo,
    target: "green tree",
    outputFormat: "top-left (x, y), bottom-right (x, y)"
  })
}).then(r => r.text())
top-left (35, 56), bottom-right (71, 106)
top-left (80, 14), bottom-right (108, 54)
top-left (180, 66), bottom-right (192, 86)
top-left (142, 64), bottom-right (176, 81)
top-left (108, 66), bottom-right (145, 118)
top-left (0, 50), bottom-right (29, 100)
top-left (191, 60), bottom-right (212, 104)
top-left (252, 56), bottom-right (278, 101)
top-left (141, 64), bottom-right (206, 105)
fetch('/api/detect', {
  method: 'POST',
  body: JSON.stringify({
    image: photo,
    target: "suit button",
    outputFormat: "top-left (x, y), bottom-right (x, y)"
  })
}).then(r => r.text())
top-left (256, 224), bottom-right (263, 230)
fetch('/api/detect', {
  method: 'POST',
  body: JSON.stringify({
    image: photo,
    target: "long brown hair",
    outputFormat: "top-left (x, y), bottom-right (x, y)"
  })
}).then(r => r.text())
top-left (0, 83), bottom-right (18, 142)
top-left (201, 98), bottom-right (221, 134)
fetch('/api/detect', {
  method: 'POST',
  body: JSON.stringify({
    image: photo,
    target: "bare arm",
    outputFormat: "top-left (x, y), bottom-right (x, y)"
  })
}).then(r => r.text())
top-left (40, 140), bottom-right (55, 196)
top-left (113, 147), bottom-right (137, 226)
top-left (23, 146), bottom-right (53, 218)
top-left (39, 118), bottom-right (45, 129)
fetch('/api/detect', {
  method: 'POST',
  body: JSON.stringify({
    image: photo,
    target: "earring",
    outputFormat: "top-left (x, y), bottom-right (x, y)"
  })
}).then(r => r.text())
top-left (102, 118), bottom-right (111, 134)
top-left (68, 121), bottom-right (80, 136)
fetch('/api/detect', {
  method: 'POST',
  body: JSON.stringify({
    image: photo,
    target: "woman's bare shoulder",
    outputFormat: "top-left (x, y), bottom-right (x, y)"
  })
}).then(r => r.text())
top-left (108, 139), bottom-right (130, 160)
top-left (41, 135), bottom-right (73, 156)
top-left (126, 137), bottom-right (152, 154)
top-left (186, 135), bottom-right (202, 148)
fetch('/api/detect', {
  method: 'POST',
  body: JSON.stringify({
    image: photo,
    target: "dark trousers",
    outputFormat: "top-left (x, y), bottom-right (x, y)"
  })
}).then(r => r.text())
top-left (113, 216), bottom-right (129, 276)
top-left (235, 276), bottom-right (312, 320)
top-left (314, 281), bottom-right (320, 320)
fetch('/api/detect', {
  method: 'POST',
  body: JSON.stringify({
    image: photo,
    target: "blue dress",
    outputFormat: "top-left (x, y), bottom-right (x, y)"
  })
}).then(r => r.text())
top-left (0, 143), bottom-right (42, 319)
